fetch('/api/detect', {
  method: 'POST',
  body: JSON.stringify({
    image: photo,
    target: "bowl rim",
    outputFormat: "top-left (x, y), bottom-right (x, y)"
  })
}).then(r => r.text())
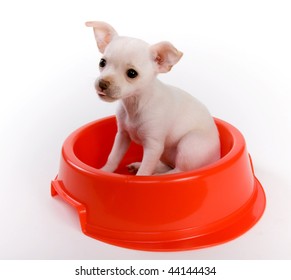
top-left (62, 116), bottom-right (246, 181)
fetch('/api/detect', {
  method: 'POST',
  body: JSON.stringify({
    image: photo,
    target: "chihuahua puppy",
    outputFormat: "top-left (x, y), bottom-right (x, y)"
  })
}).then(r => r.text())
top-left (86, 21), bottom-right (220, 175)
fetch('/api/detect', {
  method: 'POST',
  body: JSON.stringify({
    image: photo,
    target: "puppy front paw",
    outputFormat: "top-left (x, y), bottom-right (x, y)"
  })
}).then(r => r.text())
top-left (100, 164), bottom-right (116, 173)
top-left (127, 162), bottom-right (141, 174)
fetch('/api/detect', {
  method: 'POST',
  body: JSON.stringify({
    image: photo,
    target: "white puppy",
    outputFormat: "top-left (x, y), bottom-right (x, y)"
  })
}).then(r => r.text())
top-left (86, 21), bottom-right (220, 176)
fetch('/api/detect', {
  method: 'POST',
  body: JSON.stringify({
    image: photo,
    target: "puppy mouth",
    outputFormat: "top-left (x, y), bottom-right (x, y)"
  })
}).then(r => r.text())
top-left (96, 90), bottom-right (118, 102)
top-left (97, 91), bottom-right (106, 96)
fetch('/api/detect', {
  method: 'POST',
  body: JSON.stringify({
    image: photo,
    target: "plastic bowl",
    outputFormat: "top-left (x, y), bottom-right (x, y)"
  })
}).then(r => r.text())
top-left (51, 116), bottom-right (266, 251)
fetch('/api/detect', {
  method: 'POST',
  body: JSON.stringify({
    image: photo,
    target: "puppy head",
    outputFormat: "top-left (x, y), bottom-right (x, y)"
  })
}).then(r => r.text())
top-left (86, 21), bottom-right (183, 102)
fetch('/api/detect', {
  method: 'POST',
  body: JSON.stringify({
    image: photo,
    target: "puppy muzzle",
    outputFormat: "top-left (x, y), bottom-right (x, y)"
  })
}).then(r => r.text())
top-left (95, 78), bottom-right (119, 102)
top-left (98, 79), bottom-right (110, 92)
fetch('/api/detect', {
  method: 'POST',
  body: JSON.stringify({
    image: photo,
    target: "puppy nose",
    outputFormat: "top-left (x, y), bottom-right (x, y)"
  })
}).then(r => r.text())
top-left (99, 79), bottom-right (110, 91)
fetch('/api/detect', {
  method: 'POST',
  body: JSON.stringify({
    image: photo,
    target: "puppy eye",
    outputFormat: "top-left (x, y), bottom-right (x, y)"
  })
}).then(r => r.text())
top-left (127, 69), bottom-right (138, 79)
top-left (99, 58), bottom-right (106, 68)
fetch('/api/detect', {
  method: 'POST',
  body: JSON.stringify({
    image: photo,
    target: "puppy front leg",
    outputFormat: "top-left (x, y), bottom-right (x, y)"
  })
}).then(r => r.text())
top-left (137, 140), bottom-right (163, 176)
top-left (101, 131), bottom-right (130, 173)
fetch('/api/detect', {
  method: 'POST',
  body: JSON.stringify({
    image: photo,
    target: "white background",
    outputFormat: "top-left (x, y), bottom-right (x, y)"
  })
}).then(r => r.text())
top-left (0, 0), bottom-right (290, 259)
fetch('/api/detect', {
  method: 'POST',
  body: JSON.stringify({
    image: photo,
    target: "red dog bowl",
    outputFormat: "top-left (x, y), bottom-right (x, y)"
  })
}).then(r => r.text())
top-left (51, 116), bottom-right (266, 251)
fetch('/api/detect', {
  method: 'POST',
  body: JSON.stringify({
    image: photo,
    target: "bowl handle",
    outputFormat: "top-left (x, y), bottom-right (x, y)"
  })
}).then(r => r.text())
top-left (51, 178), bottom-right (87, 231)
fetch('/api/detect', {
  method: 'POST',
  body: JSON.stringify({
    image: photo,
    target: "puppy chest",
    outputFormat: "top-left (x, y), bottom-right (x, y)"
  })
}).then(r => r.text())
top-left (123, 121), bottom-right (144, 144)
top-left (124, 122), bottom-right (142, 144)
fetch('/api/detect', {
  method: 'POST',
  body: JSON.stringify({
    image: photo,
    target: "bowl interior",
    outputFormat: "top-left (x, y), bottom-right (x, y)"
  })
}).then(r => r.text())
top-left (73, 118), bottom-right (234, 175)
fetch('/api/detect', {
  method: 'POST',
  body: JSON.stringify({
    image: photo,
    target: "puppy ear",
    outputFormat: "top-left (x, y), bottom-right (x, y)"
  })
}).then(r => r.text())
top-left (85, 21), bottom-right (118, 53)
top-left (150, 41), bottom-right (183, 73)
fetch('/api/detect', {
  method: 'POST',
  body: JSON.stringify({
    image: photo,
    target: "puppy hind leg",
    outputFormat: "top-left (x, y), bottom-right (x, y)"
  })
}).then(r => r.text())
top-left (127, 162), bottom-right (141, 174)
top-left (153, 161), bottom-right (172, 174)
top-left (175, 130), bottom-right (220, 172)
